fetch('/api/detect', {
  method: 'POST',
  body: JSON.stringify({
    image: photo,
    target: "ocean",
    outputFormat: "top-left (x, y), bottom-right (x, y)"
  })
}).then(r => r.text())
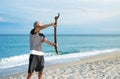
top-left (0, 34), bottom-right (120, 76)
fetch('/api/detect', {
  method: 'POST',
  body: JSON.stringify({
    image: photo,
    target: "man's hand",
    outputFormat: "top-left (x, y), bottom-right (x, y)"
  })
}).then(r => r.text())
top-left (53, 23), bottom-right (57, 28)
top-left (52, 43), bottom-right (58, 47)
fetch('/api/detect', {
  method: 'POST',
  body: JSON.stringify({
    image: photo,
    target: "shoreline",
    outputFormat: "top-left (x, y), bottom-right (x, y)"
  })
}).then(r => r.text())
top-left (44, 52), bottom-right (120, 70)
top-left (0, 52), bottom-right (120, 79)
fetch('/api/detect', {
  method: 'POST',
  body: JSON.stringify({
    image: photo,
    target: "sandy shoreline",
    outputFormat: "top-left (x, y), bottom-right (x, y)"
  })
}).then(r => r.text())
top-left (0, 52), bottom-right (120, 79)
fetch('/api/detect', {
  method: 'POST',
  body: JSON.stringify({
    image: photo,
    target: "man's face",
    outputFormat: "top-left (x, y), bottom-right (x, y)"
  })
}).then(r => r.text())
top-left (34, 22), bottom-right (42, 32)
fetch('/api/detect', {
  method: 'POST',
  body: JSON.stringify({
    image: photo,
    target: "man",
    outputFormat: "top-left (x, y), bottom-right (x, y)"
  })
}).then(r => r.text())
top-left (27, 21), bottom-right (57, 79)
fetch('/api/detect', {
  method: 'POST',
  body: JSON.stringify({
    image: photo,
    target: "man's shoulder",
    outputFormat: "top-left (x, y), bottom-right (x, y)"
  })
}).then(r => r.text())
top-left (30, 29), bottom-right (36, 35)
top-left (39, 33), bottom-right (45, 37)
top-left (30, 29), bottom-right (45, 37)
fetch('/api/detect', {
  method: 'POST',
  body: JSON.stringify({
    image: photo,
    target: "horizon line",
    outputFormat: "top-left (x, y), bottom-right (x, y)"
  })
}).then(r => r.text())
top-left (0, 34), bottom-right (120, 36)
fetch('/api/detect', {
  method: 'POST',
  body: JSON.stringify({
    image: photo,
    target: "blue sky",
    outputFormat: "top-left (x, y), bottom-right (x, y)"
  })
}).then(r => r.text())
top-left (0, 0), bottom-right (120, 34)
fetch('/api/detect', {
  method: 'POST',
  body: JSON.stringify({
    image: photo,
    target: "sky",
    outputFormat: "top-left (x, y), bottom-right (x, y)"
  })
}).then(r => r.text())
top-left (0, 0), bottom-right (120, 34)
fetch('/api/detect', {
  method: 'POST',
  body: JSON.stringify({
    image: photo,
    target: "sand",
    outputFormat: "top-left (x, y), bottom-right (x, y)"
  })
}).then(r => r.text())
top-left (0, 52), bottom-right (120, 79)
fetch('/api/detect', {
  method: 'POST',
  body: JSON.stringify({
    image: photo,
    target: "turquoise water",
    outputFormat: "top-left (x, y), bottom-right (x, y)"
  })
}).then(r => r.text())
top-left (0, 34), bottom-right (120, 58)
top-left (0, 34), bottom-right (120, 75)
top-left (0, 34), bottom-right (29, 58)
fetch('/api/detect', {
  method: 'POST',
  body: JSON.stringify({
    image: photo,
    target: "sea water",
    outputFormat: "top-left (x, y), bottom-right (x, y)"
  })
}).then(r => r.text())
top-left (0, 34), bottom-right (120, 76)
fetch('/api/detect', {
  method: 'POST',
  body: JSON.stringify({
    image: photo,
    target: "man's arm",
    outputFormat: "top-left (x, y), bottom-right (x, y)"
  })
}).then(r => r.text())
top-left (43, 38), bottom-right (56, 46)
top-left (41, 23), bottom-right (55, 30)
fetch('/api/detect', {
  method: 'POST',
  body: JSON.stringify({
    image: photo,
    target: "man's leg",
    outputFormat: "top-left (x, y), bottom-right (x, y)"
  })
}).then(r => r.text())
top-left (27, 73), bottom-right (33, 79)
top-left (38, 71), bottom-right (43, 79)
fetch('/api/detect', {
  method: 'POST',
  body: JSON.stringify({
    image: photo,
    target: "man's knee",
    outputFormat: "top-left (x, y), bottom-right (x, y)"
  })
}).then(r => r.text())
top-left (39, 71), bottom-right (43, 75)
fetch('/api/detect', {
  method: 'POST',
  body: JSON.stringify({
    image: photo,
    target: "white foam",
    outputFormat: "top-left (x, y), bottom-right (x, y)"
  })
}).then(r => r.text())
top-left (45, 49), bottom-right (120, 62)
top-left (0, 49), bottom-right (120, 69)
top-left (0, 54), bottom-right (29, 69)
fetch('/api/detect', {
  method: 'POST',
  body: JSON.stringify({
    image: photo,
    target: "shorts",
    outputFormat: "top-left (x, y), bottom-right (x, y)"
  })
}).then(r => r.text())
top-left (28, 54), bottom-right (44, 73)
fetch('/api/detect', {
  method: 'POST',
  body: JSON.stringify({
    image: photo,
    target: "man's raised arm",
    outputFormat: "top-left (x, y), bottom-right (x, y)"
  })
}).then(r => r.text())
top-left (41, 23), bottom-right (55, 30)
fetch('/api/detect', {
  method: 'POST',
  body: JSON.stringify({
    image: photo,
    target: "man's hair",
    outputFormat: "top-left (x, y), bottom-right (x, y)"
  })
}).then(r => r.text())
top-left (33, 21), bottom-right (38, 28)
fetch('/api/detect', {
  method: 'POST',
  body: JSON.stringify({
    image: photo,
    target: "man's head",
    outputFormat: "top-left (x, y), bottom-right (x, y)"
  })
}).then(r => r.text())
top-left (33, 21), bottom-right (42, 33)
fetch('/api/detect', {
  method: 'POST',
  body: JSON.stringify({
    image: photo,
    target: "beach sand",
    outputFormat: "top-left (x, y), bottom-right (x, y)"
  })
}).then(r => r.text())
top-left (0, 52), bottom-right (120, 79)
